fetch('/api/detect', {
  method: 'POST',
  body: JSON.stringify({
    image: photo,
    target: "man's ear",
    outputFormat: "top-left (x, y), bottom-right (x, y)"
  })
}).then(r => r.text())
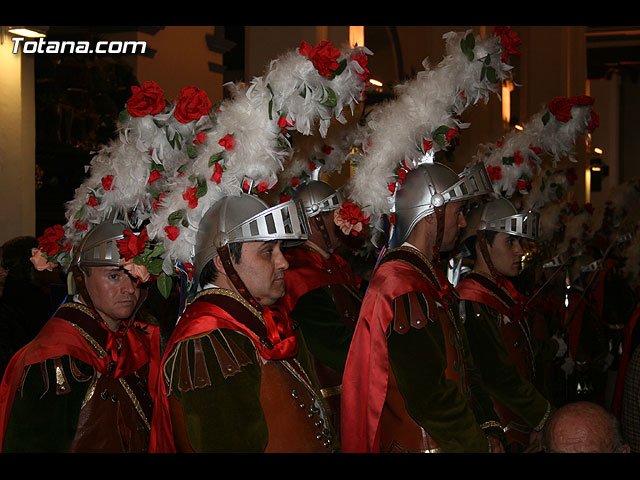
top-left (213, 255), bottom-right (226, 275)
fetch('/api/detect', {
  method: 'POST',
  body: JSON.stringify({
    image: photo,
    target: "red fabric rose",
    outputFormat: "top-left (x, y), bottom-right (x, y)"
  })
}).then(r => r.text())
top-left (194, 132), bottom-right (207, 145)
top-left (165, 225), bottom-right (180, 241)
top-left (445, 127), bottom-right (459, 143)
top-left (117, 229), bottom-right (149, 261)
top-left (570, 94), bottom-right (595, 106)
top-left (280, 194), bottom-right (291, 203)
top-left (299, 40), bottom-right (341, 78)
top-left (548, 97), bottom-right (574, 123)
top-left (529, 144), bottom-right (542, 155)
top-left (174, 86), bottom-right (212, 124)
top-left (309, 161), bottom-right (317, 171)
top-left (351, 50), bottom-right (370, 81)
top-left (210, 162), bottom-right (223, 184)
top-left (492, 26), bottom-right (522, 63)
top-left (321, 145), bottom-right (334, 155)
top-left (74, 220), bottom-right (88, 231)
top-left (38, 224), bottom-right (65, 256)
top-left (334, 202), bottom-right (370, 237)
top-left (514, 150), bottom-right (524, 165)
top-left (423, 140), bottom-right (433, 152)
top-left (101, 175), bottom-right (114, 191)
top-left (291, 177), bottom-right (299, 188)
top-left (126, 81), bottom-right (166, 118)
top-left (148, 170), bottom-right (163, 185)
top-left (388, 182), bottom-right (397, 195)
top-left (86, 195), bottom-right (98, 207)
top-left (218, 134), bottom-right (235, 151)
top-left (487, 165), bottom-right (502, 181)
top-left (183, 187), bottom-right (199, 209)
top-left (153, 193), bottom-right (166, 211)
top-left (515, 180), bottom-right (531, 192)
top-left (257, 182), bottom-right (270, 193)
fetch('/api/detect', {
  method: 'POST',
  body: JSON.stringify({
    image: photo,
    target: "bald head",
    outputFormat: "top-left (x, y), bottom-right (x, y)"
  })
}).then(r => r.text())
top-left (543, 402), bottom-right (630, 453)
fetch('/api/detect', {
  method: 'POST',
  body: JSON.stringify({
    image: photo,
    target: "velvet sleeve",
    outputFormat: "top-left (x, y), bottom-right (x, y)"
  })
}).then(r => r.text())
top-left (463, 301), bottom-right (550, 429)
top-left (2, 356), bottom-right (93, 452)
top-left (168, 329), bottom-right (268, 453)
top-left (290, 286), bottom-right (354, 373)
top-left (387, 304), bottom-right (490, 453)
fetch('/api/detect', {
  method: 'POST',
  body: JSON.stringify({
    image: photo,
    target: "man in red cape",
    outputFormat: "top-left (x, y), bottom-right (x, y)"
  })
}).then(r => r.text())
top-left (0, 219), bottom-right (160, 452)
top-left (455, 196), bottom-right (558, 452)
top-left (277, 180), bottom-right (363, 437)
top-left (341, 162), bottom-right (504, 453)
top-left (149, 195), bottom-right (336, 453)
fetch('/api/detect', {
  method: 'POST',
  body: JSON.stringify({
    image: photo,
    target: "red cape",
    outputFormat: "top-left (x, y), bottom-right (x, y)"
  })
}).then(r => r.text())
top-left (340, 256), bottom-right (448, 453)
top-left (0, 308), bottom-right (159, 452)
top-left (279, 247), bottom-right (360, 314)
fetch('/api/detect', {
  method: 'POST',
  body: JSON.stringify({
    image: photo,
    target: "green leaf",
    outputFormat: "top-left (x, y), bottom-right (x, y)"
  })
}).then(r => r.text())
top-left (119, 109), bottom-right (130, 123)
top-left (502, 156), bottom-right (514, 165)
top-left (196, 176), bottom-right (208, 198)
top-left (74, 206), bottom-right (85, 219)
top-left (433, 125), bottom-right (450, 136)
top-left (542, 111), bottom-right (551, 126)
top-left (208, 151), bottom-right (223, 167)
top-left (156, 272), bottom-right (173, 299)
top-left (187, 144), bottom-right (197, 159)
top-left (486, 66), bottom-right (497, 83)
top-left (146, 257), bottom-right (164, 276)
top-left (168, 209), bottom-right (184, 226)
top-left (332, 59), bottom-right (348, 78)
top-left (321, 87), bottom-right (337, 107)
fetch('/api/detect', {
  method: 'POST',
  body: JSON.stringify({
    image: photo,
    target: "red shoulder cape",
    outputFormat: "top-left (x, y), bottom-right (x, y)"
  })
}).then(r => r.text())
top-left (340, 256), bottom-right (445, 453)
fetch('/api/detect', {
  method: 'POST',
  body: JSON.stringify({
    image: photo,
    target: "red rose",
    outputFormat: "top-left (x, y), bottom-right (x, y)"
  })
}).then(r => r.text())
top-left (210, 162), bottom-right (223, 184)
top-left (218, 134), bottom-right (235, 151)
top-left (487, 165), bottom-right (502, 181)
top-left (309, 161), bottom-right (317, 171)
top-left (529, 144), bottom-right (542, 155)
top-left (153, 193), bottom-right (166, 211)
top-left (396, 168), bottom-right (407, 184)
top-left (280, 194), bottom-right (291, 203)
top-left (548, 97), bottom-right (574, 123)
top-left (351, 50), bottom-right (370, 81)
top-left (165, 225), bottom-right (180, 241)
top-left (492, 26), bottom-right (522, 63)
top-left (257, 182), bottom-right (269, 193)
top-left (299, 40), bottom-right (341, 78)
top-left (74, 219), bottom-right (88, 231)
top-left (194, 132), bottom-right (207, 145)
top-left (174, 86), bottom-right (212, 124)
top-left (117, 229), bottom-right (148, 261)
top-left (101, 175), bottom-right (114, 191)
top-left (321, 145), bottom-right (334, 155)
top-left (291, 177), bottom-right (299, 188)
top-left (183, 187), bottom-right (198, 209)
top-left (445, 127), bottom-right (459, 143)
top-left (515, 180), bottom-right (531, 192)
top-left (38, 224), bottom-right (65, 256)
top-left (148, 170), bottom-right (162, 185)
top-left (126, 81), bottom-right (166, 118)
top-left (86, 195), bottom-right (98, 207)
top-left (514, 150), bottom-right (524, 165)
top-left (423, 140), bottom-right (433, 152)
top-left (277, 116), bottom-right (294, 133)
top-left (570, 94), bottom-right (595, 106)
top-left (388, 182), bottom-right (397, 194)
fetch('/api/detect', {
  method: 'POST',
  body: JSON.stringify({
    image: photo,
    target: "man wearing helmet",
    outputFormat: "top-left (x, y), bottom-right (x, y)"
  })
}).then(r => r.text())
top-left (277, 180), bottom-right (363, 437)
top-left (456, 195), bottom-right (560, 452)
top-left (150, 194), bottom-right (337, 453)
top-left (0, 218), bottom-right (159, 452)
top-left (341, 162), bottom-right (505, 453)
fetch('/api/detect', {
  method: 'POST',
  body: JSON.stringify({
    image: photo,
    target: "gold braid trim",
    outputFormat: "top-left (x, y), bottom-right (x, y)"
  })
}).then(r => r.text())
top-left (59, 304), bottom-right (150, 430)
top-left (193, 287), bottom-right (263, 321)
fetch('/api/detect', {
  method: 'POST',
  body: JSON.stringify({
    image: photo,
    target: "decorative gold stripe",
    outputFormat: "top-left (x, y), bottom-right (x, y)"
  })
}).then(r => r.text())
top-left (119, 376), bottom-right (150, 431)
top-left (81, 374), bottom-right (98, 409)
top-left (320, 385), bottom-right (342, 398)
top-left (480, 420), bottom-right (503, 430)
top-left (193, 287), bottom-right (263, 320)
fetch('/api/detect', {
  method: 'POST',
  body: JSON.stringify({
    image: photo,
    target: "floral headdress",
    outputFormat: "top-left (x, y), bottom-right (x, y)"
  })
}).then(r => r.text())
top-left (146, 40), bottom-right (370, 287)
top-left (471, 94), bottom-right (599, 202)
top-left (342, 27), bottom-right (520, 237)
top-left (31, 80), bottom-right (214, 292)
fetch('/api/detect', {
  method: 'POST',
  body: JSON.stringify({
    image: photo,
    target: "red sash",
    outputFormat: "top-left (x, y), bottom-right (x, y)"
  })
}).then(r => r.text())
top-left (149, 288), bottom-right (298, 453)
top-left (279, 247), bottom-right (360, 314)
top-left (0, 304), bottom-right (158, 451)
top-left (340, 247), bottom-right (451, 453)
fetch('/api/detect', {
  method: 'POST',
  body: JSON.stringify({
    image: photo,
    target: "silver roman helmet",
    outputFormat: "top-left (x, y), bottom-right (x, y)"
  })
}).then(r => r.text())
top-left (460, 194), bottom-right (540, 246)
top-left (193, 193), bottom-right (310, 286)
top-left (71, 216), bottom-right (129, 270)
top-left (390, 162), bottom-right (493, 249)
top-left (294, 180), bottom-right (344, 218)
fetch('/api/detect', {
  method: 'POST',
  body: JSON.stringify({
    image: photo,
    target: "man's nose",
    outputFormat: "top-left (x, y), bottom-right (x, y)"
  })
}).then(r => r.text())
top-left (274, 246), bottom-right (289, 271)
